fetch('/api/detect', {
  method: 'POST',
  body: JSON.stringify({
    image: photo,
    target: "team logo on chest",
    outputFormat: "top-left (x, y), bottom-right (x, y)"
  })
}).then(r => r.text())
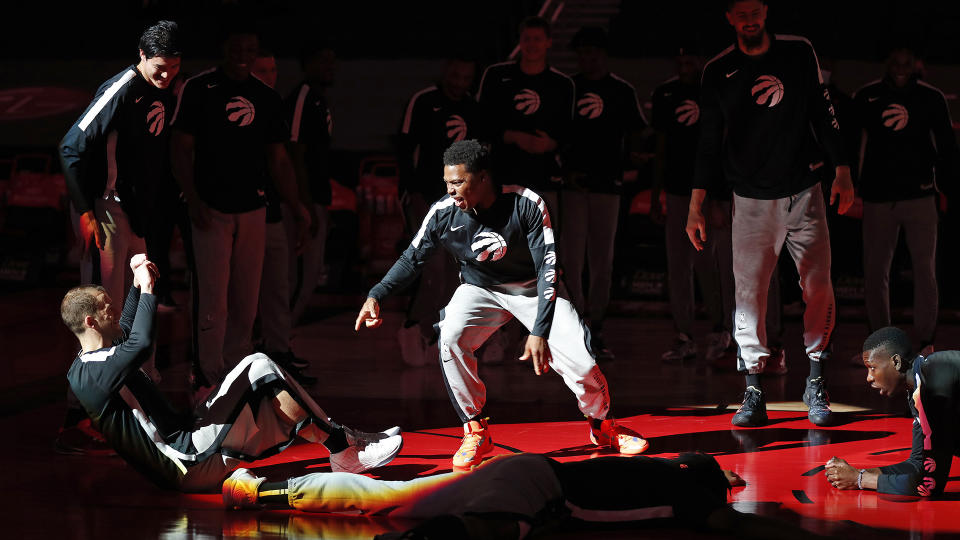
top-left (882, 103), bottom-right (909, 131)
top-left (226, 96), bottom-right (256, 126)
top-left (675, 99), bottom-right (699, 126)
top-left (471, 231), bottom-right (508, 262)
top-left (577, 92), bottom-right (604, 119)
top-left (514, 89), bottom-right (541, 115)
top-left (751, 75), bottom-right (784, 107)
top-left (446, 114), bottom-right (467, 141)
top-left (146, 101), bottom-right (165, 136)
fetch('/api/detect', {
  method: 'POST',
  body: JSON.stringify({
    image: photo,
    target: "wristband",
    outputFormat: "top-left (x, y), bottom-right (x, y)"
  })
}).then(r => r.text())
top-left (857, 469), bottom-right (865, 490)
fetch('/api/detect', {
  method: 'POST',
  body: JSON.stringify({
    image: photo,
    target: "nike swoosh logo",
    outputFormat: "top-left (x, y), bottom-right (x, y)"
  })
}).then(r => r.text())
top-left (432, 107), bottom-right (441, 112)
top-left (663, 92), bottom-right (672, 97)
top-left (451, 224), bottom-right (465, 231)
top-left (207, 83), bottom-right (218, 89)
top-left (135, 96), bottom-right (143, 103)
top-left (502, 77), bottom-right (511, 82)
top-left (868, 96), bottom-right (879, 102)
top-left (725, 70), bottom-right (738, 78)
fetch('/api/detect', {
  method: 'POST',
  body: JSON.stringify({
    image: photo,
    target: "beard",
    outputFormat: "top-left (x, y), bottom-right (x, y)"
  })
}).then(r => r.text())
top-left (740, 27), bottom-right (766, 50)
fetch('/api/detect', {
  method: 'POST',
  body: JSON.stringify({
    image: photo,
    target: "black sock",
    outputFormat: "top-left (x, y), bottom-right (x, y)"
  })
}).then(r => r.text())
top-left (745, 373), bottom-right (761, 389)
top-left (257, 480), bottom-right (291, 507)
top-left (809, 360), bottom-right (823, 379)
top-left (323, 427), bottom-right (349, 454)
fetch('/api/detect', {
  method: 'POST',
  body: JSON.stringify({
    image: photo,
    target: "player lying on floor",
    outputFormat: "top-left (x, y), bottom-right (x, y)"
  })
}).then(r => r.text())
top-left (825, 326), bottom-right (960, 496)
top-left (223, 451), bottom-right (831, 540)
top-left (61, 253), bottom-right (403, 492)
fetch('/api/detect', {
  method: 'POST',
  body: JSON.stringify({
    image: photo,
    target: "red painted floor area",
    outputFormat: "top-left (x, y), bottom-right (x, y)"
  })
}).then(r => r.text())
top-left (4, 287), bottom-right (960, 539)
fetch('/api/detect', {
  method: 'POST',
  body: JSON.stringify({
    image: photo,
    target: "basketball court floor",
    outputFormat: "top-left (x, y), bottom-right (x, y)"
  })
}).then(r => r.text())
top-left (3, 287), bottom-right (959, 539)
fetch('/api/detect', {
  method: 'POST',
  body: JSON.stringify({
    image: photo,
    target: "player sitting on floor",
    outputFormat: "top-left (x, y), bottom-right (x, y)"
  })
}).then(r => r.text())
top-left (825, 326), bottom-right (960, 496)
top-left (62, 253), bottom-right (402, 492)
top-left (355, 139), bottom-right (647, 469)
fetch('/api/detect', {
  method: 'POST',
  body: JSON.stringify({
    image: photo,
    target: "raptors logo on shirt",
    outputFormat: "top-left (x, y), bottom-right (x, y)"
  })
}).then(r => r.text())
top-left (226, 96), bottom-right (256, 126)
top-left (882, 103), bottom-right (909, 131)
top-left (471, 231), bottom-right (508, 262)
top-left (751, 75), bottom-right (784, 107)
top-left (577, 92), bottom-right (604, 119)
top-left (514, 89), bottom-right (541, 115)
top-left (675, 99), bottom-right (699, 126)
top-left (446, 114), bottom-right (467, 141)
top-left (146, 101), bottom-right (165, 136)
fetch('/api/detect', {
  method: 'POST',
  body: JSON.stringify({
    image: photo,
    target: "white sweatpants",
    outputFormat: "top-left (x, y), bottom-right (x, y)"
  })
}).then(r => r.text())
top-left (437, 282), bottom-right (610, 422)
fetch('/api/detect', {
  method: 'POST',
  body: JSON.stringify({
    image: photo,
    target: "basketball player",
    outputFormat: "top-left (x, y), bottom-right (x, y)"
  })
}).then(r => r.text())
top-left (355, 140), bottom-right (647, 469)
top-left (223, 451), bottom-right (828, 539)
top-left (476, 16), bottom-right (573, 223)
top-left (852, 46), bottom-right (958, 356)
top-left (686, 0), bottom-right (854, 427)
top-left (826, 327), bottom-right (960, 496)
top-left (563, 27), bottom-right (646, 360)
top-left (63, 253), bottom-right (403, 492)
top-left (171, 22), bottom-right (310, 391)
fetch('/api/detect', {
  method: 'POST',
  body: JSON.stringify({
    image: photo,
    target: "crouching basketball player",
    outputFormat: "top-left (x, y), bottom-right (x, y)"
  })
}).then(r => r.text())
top-left (355, 140), bottom-right (647, 469)
top-left (62, 254), bottom-right (403, 492)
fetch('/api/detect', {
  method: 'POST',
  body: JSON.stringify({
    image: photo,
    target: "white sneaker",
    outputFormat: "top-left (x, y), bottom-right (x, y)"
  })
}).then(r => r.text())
top-left (222, 468), bottom-right (265, 510)
top-left (330, 430), bottom-right (404, 474)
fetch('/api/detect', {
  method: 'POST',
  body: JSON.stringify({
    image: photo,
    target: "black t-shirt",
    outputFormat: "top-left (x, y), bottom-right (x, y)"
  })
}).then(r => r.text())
top-left (651, 76), bottom-right (702, 196)
top-left (398, 85), bottom-right (483, 200)
top-left (566, 72), bottom-right (647, 193)
top-left (852, 78), bottom-right (958, 202)
top-left (477, 61), bottom-right (574, 190)
top-left (59, 66), bottom-right (177, 236)
top-left (287, 81), bottom-right (333, 206)
top-left (695, 35), bottom-right (846, 199)
top-left (172, 67), bottom-right (288, 213)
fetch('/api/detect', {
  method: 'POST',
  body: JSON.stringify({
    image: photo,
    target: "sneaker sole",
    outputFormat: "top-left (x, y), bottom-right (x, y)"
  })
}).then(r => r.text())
top-left (452, 438), bottom-right (494, 470)
top-left (366, 438), bottom-right (404, 472)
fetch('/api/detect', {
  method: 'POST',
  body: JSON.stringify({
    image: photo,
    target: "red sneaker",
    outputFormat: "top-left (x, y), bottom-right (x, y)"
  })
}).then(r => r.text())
top-left (589, 418), bottom-right (649, 455)
top-left (452, 418), bottom-right (493, 469)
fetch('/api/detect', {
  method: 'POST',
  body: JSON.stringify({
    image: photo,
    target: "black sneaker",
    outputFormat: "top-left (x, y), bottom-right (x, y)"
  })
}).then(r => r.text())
top-left (803, 376), bottom-right (833, 426)
top-left (732, 386), bottom-right (768, 427)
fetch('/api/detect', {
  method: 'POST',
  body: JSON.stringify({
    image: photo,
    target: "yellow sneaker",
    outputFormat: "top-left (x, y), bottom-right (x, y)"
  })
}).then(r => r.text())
top-left (452, 418), bottom-right (493, 469)
top-left (589, 418), bottom-right (649, 455)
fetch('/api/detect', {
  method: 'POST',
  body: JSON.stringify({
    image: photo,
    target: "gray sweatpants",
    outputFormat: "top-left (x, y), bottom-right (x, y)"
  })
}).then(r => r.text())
top-left (733, 186), bottom-right (834, 373)
top-left (192, 208), bottom-right (266, 384)
top-left (862, 196), bottom-right (938, 344)
top-left (560, 191), bottom-right (619, 327)
top-left (437, 282), bottom-right (610, 422)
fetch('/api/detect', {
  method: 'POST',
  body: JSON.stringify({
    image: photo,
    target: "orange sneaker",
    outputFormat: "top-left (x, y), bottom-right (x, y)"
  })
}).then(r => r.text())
top-left (452, 418), bottom-right (493, 469)
top-left (589, 418), bottom-right (649, 455)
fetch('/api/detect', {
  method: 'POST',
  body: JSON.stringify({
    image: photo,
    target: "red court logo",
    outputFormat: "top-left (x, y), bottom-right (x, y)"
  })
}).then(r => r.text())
top-left (226, 96), bottom-right (256, 126)
top-left (471, 231), bottom-right (508, 262)
top-left (577, 92), bottom-right (604, 119)
top-left (882, 104), bottom-right (909, 131)
top-left (513, 89), bottom-right (541, 115)
top-left (146, 101), bottom-right (165, 136)
top-left (446, 114), bottom-right (467, 141)
top-left (751, 75), bottom-right (784, 107)
top-left (675, 99), bottom-right (699, 126)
